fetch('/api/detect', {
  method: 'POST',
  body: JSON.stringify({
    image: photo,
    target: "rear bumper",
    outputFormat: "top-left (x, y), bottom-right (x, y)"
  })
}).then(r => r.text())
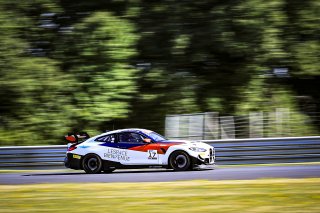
top-left (65, 153), bottom-right (82, 170)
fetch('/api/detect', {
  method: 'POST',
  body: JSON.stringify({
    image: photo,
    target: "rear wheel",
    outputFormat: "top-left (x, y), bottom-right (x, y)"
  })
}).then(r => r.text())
top-left (169, 151), bottom-right (191, 171)
top-left (82, 154), bottom-right (102, 174)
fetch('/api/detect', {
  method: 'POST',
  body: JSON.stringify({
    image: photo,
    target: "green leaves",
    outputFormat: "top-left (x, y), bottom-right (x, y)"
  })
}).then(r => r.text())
top-left (0, 0), bottom-right (319, 145)
top-left (63, 12), bottom-right (139, 125)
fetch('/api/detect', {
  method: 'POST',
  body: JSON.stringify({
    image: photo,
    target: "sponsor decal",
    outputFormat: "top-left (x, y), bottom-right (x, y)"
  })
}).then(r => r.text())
top-left (104, 148), bottom-right (130, 161)
top-left (73, 154), bottom-right (81, 159)
top-left (148, 150), bottom-right (157, 160)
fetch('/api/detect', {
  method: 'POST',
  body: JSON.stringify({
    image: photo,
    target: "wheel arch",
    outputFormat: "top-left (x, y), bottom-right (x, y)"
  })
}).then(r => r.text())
top-left (165, 146), bottom-right (194, 162)
top-left (82, 152), bottom-right (101, 162)
top-left (168, 149), bottom-right (190, 159)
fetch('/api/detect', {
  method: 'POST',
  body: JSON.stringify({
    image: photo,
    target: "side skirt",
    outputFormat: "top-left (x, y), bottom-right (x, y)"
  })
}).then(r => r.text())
top-left (102, 159), bottom-right (167, 170)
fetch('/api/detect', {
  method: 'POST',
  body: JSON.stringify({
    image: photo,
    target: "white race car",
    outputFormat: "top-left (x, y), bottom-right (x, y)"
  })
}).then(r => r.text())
top-left (64, 128), bottom-right (215, 173)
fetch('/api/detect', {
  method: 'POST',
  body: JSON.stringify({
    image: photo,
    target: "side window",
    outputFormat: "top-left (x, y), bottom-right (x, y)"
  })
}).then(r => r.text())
top-left (119, 132), bottom-right (144, 143)
top-left (95, 134), bottom-right (116, 143)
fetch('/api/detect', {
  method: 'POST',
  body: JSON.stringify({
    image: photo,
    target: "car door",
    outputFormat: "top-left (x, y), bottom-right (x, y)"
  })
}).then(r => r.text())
top-left (116, 132), bottom-right (159, 165)
top-left (93, 134), bottom-right (120, 161)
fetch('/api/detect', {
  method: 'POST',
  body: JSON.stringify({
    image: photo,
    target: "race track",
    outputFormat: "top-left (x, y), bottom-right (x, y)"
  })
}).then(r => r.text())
top-left (1, 164), bottom-right (320, 184)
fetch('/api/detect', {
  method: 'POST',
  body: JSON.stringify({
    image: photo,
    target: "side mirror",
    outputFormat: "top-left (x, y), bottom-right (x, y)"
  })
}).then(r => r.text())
top-left (143, 138), bottom-right (152, 143)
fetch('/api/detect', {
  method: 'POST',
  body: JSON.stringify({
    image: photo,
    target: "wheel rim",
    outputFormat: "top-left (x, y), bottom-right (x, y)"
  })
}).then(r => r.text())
top-left (175, 155), bottom-right (187, 168)
top-left (87, 158), bottom-right (98, 171)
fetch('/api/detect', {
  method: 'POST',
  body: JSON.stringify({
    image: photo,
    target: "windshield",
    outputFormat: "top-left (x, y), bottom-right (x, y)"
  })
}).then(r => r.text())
top-left (147, 131), bottom-right (166, 141)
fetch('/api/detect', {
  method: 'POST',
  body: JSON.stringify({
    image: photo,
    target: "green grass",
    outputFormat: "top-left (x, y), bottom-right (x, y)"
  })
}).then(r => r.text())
top-left (1, 178), bottom-right (320, 212)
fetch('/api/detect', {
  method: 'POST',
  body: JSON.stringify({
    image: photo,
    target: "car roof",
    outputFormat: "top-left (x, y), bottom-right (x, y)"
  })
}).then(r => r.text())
top-left (104, 128), bottom-right (153, 135)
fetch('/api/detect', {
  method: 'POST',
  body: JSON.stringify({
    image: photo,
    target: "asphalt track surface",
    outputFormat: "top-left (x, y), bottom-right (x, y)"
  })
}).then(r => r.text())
top-left (0, 164), bottom-right (320, 184)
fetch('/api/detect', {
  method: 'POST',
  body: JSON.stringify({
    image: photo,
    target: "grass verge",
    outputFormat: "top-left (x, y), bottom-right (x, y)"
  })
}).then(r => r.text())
top-left (1, 178), bottom-right (320, 212)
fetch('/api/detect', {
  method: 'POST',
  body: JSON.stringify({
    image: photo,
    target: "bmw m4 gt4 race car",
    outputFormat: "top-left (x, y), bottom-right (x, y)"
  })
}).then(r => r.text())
top-left (64, 128), bottom-right (215, 173)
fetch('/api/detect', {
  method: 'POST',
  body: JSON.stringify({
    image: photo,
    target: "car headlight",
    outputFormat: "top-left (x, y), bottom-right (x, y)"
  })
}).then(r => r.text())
top-left (189, 147), bottom-right (207, 152)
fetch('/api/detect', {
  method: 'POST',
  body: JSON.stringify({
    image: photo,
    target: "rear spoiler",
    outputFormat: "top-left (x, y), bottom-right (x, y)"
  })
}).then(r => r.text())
top-left (65, 132), bottom-right (90, 143)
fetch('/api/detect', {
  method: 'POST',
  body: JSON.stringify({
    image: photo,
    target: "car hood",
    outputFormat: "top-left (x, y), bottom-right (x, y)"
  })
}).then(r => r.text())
top-left (159, 140), bottom-right (206, 146)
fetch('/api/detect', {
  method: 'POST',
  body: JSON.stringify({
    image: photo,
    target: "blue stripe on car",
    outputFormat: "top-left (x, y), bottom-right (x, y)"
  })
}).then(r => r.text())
top-left (99, 142), bottom-right (142, 149)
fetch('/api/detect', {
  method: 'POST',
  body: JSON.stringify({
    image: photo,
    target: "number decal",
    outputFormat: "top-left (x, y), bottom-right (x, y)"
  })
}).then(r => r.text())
top-left (148, 150), bottom-right (157, 160)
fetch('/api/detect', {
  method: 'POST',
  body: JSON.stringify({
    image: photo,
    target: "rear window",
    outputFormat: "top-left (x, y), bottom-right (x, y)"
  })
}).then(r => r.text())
top-left (94, 134), bottom-right (116, 143)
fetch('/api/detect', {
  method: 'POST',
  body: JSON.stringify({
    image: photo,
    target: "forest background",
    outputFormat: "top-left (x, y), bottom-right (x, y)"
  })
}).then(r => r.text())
top-left (0, 0), bottom-right (319, 145)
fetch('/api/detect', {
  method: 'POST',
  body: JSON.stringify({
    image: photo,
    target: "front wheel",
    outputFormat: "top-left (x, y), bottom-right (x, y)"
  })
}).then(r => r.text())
top-left (82, 154), bottom-right (102, 174)
top-left (169, 151), bottom-right (191, 171)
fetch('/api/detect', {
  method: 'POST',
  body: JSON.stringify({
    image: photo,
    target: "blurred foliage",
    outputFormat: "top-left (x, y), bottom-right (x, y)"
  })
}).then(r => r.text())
top-left (0, 0), bottom-right (319, 145)
top-left (55, 11), bottom-right (139, 132)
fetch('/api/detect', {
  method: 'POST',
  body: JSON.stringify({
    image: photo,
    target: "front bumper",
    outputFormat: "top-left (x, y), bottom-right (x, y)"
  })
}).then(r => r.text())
top-left (193, 147), bottom-right (215, 165)
top-left (65, 153), bottom-right (82, 170)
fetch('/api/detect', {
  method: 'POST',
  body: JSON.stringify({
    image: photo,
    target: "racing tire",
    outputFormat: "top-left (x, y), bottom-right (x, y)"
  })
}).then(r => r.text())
top-left (103, 168), bottom-right (116, 173)
top-left (169, 151), bottom-right (191, 171)
top-left (82, 154), bottom-right (102, 174)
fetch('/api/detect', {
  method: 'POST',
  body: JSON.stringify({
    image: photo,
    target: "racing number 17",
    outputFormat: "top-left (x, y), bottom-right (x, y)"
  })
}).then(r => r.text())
top-left (148, 150), bottom-right (157, 160)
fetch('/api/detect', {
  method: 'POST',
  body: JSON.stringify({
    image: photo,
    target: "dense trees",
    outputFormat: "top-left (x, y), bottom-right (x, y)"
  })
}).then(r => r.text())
top-left (0, 0), bottom-right (319, 145)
